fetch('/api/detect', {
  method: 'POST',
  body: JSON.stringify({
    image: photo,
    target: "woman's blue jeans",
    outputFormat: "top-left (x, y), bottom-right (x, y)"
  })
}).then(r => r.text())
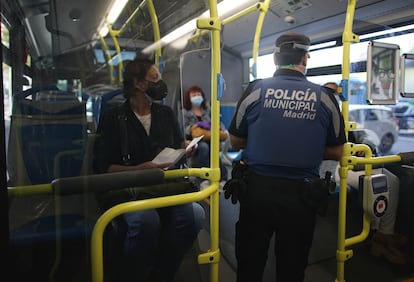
top-left (121, 202), bottom-right (205, 281)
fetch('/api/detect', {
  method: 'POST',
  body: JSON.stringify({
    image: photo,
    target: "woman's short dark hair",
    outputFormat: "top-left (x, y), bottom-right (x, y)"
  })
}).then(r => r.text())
top-left (182, 85), bottom-right (207, 110)
top-left (122, 58), bottom-right (154, 98)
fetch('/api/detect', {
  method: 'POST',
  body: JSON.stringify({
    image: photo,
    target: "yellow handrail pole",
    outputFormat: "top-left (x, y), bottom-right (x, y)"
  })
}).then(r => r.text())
top-left (337, 0), bottom-right (359, 281)
top-left (104, 0), bottom-right (162, 82)
top-left (107, 1), bottom-right (147, 82)
top-left (99, 35), bottom-right (115, 86)
top-left (91, 188), bottom-right (215, 282)
top-left (222, 3), bottom-right (261, 25)
top-left (118, 0), bottom-right (161, 66)
top-left (7, 183), bottom-right (52, 197)
top-left (146, 0), bottom-right (162, 67)
top-left (117, 1), bottom-right (148, 35)
top-left (222, 0), bottom-right (271, 80)
top-left (344, 145), bottom-right (373, 250)
top-left (251, 0), bottom-right (270, 80)
top-left (107, 23), bottom-right (124, 84)
top-left (195, 1), bottom-right (221, 281)
top-left (189, 1), bottom-right (268, 46)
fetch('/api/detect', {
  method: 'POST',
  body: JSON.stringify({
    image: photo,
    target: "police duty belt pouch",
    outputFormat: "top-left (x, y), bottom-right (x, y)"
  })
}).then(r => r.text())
top-left (301, 171), bottom-right (336, 216)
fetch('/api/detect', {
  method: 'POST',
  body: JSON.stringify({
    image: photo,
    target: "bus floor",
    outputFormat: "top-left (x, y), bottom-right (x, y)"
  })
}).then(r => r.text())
top-left (176, 189), bottom-right (414, 282)
top-left (304, 193), bottom-right (414, 282)
top-left (174, 228), bottom-right (237, 282)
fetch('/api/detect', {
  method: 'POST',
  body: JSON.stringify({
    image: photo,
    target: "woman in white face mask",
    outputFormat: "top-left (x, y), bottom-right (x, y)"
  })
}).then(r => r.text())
top-left (182, 85), bottom-right (228, 187)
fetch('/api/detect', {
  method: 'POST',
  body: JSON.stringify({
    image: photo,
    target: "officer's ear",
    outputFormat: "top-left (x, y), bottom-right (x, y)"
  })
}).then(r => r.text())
top-left (301, 53), bottom-right (308, 67)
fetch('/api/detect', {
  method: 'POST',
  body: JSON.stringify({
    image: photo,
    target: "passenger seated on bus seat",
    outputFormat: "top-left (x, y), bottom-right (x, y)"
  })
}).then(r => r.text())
top-left (93, 58), bottom-right (205, 281)
top-left (321, 83), bottom-right (408, 265)
top-left (182, 85), bottom-right (228, 187)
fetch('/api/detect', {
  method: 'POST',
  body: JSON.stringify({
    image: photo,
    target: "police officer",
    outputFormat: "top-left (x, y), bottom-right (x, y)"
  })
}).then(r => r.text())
top-left (227, 32), bottom-right (347, 282)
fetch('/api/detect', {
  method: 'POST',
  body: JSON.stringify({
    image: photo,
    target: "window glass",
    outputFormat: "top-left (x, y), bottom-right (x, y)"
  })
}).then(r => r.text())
top-left (94, 49), bottom-right (136, 65)
top-left (250, 29), bottom-right (414, 106)
top-left (348, 110), bottom-right (359, 122)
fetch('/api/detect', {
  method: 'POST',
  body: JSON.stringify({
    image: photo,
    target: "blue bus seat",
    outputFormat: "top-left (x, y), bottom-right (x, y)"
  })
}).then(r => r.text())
top-left (96, 88), bottom-right (125, 126)
top-left (7, 168), bottom-right (164, 281)
top-left (83, 84), bottom-right (117, 130)
top-left (219, 103), bottom-right (243, 167)
top-left (7, 86), bottom-right (88, 186)
top-left (220, 103), bottom-right (236, 129)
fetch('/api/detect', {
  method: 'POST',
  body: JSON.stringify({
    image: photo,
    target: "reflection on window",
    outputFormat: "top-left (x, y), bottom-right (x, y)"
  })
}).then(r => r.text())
top-left (1, 22), bottom-right (10, 48)
top-left (3, 63), bottom-right (12, 120)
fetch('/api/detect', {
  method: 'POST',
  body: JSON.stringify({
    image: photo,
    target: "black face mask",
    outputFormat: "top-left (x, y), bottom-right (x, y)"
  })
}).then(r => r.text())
top-left (146, 80), bottom-right (168, 100)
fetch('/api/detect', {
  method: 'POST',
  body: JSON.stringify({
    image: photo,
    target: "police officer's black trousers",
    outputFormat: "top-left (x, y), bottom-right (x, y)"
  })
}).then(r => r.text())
top-left (235, 172), bottom-right (317, 282)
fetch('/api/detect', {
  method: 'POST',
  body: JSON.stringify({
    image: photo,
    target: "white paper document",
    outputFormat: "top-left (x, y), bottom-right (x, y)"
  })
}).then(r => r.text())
top-left (185, 135), bottom-right (204, 152)
top-left (152, 135), bottom-right (204, 166)
top-left (152, 147), bottom-right (186, 165)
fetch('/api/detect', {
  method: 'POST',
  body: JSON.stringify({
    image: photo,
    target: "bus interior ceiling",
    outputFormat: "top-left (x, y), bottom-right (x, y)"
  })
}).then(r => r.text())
top-left (4, 0), bottom-right (414, 88)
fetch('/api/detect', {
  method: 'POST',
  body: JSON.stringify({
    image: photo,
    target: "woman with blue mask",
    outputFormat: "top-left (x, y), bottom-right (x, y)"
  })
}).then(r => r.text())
top-left (182, 85), bottom-right (228, 188)
top-left (190, 95), bottom-right (204, 107)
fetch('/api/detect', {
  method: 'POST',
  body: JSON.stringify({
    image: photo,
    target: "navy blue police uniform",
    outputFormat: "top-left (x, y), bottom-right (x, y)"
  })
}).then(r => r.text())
top-left (228, 68), bottom-right (346, 281)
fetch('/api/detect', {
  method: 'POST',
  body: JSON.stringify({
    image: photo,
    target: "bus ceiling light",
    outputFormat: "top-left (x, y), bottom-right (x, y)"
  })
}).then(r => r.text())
top-left (208, 0), bottom-right (253, 18)
top-left (107, 0), bottom-right (129, 23)
top-left (142, 0), bottom-right (255, 54)
top-left (163, 19), bottom-right (198, 44)
top-left (99, 26), bottom-right (109, 37)
top-left (98, 0), bottom-right (129, 37)
top-left (284, 15), bottom-right (296, 25)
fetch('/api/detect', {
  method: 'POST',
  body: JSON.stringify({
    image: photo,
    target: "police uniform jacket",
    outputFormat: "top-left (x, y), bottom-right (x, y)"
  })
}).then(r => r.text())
top-left (228, 69), bottom-right (346, 179)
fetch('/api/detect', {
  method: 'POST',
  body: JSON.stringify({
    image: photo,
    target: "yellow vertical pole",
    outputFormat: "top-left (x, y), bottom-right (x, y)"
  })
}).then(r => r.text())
top-left (146, 0), bottom-right (162, 67)
top-left (99, 35), bottom-right (115, 86)
top-left (103, 0), bottom-right (162, 82)
top-left (208, 1), bottom-right (220, 281)
top-left (336, 1), bottom-right (359, 281)
top-left (107, 23), bottom-right (123, 84)
top-left (251, 0), bottom-right (270, 79)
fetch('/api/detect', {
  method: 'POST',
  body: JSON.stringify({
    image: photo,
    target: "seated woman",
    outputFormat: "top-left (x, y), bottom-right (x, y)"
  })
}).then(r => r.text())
top-left (182, 85), bottom-right (228, 187)
top-left (94, 58), bottom-right (205, 281)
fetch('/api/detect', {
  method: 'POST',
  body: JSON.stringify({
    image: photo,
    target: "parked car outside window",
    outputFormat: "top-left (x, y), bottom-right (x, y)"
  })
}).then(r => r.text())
top-left (348, 104), bottom-right (399, 154)
top-left (390, 101), bottom-right (414, 134)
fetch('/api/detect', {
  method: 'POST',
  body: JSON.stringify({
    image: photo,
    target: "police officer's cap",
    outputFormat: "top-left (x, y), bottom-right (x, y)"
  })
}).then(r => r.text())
top-left (275, 32), bottom-right (310, 53)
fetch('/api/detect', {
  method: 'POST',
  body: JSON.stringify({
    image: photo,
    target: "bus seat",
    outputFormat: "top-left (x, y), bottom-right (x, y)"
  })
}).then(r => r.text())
top-left (220, 103), bottom-right (236, 129)
top-left (83, 84), bottom-right (117, 130)
top-left (96, 88), bottom-right (125, 126)
top-left (8, 192), bottom-right (98, 281)
top-left (7, 86), bottom-right (88, 186)
top-left (219, 104), bottom-right (243, 167)
top-left (8, 168), bottom-right (167, 281)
